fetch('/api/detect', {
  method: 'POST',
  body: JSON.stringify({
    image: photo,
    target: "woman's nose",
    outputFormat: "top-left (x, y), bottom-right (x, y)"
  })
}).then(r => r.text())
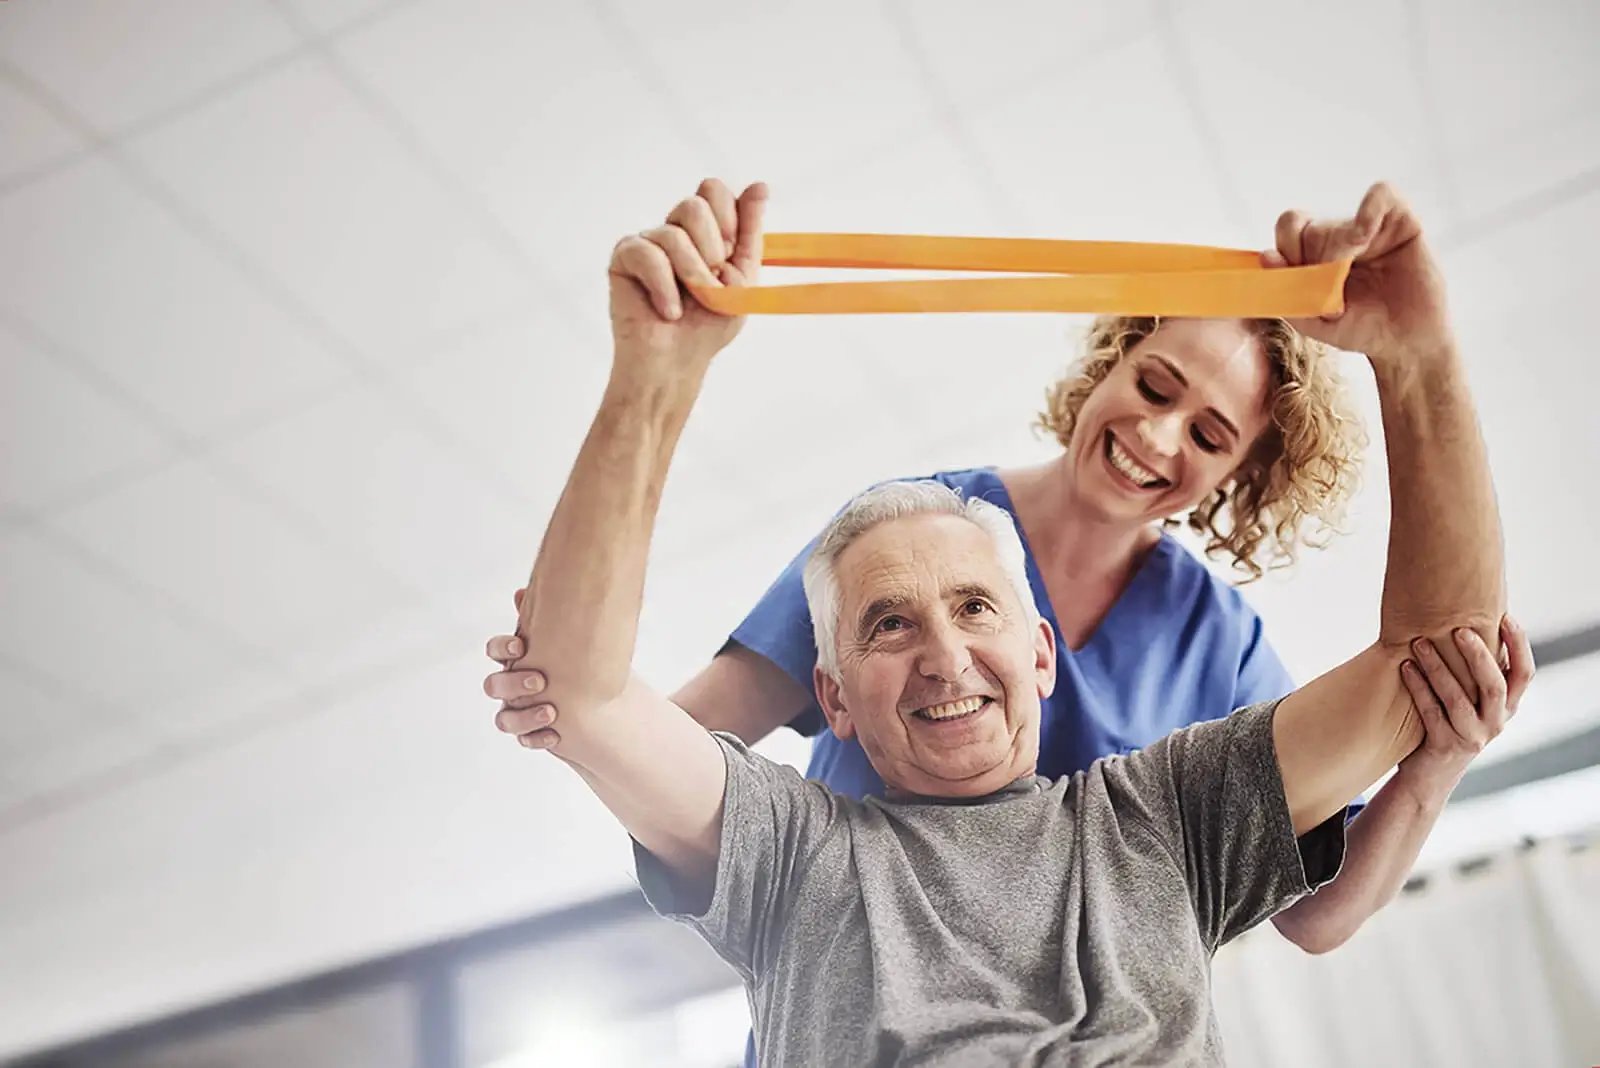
top-left (1137, 412), bottom-right (1185, 456)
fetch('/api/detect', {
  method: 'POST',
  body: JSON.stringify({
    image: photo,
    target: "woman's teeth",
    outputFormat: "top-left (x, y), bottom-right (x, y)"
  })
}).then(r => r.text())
top-left (1107, 435), bottom-right (1167, 489)
top-left (915, 696), bottom-right (987, 721)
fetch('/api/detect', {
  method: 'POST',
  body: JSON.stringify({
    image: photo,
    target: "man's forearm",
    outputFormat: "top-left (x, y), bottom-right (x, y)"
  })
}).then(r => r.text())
top-left (1374, 340), bottom-right (1504, 650)
top-left (1274, 341), bottom-right (1506, 831)
top-left (513, 369), bottom-right (706, 709)
top-left (1272, 775), bottom-right (1444, 953)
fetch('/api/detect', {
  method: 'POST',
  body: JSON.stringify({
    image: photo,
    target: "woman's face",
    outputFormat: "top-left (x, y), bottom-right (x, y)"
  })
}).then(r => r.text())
top-left (1067, 318), bottom-right (1276, 525)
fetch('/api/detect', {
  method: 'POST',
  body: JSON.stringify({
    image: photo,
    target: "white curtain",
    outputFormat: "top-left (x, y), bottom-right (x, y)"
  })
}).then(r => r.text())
top-left (1214, 835), bottom-right (1600, 1068)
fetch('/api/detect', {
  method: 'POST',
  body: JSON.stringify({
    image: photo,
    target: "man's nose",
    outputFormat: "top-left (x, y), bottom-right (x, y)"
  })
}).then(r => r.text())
top-left (916, 618), bottom-right (974, 682)
top-left (1137, 411), bottom-right (1184, 457)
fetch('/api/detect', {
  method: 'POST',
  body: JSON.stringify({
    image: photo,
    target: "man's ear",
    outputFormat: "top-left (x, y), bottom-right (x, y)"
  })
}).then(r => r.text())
top-left (814, 666), bottom-right (856, 740)
top-left (1034, 616), bottom-right (1058, 700)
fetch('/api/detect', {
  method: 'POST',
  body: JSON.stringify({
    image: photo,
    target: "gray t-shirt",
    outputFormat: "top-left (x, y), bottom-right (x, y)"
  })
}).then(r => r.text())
top-left (635, 699), bottom-right (1345, 1067)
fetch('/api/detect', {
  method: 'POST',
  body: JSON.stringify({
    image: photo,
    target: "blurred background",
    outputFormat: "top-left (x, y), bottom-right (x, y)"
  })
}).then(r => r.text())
top-left (2, 0), bottom-right (1598, 1065)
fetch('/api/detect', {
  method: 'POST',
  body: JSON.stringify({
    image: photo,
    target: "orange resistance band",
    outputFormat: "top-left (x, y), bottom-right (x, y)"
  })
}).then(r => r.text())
top-left (688, 233), bottom-right (1350, 318)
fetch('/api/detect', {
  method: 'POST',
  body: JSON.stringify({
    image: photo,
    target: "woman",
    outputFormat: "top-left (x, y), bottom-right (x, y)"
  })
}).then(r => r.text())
top-left (483, 178), bottom-right (1531, 956)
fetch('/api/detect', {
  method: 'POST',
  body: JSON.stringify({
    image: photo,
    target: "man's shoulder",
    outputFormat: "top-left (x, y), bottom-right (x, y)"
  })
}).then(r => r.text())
top-left (712, 732), bottom-right (866, 820)
top-left (1100, 699), bottom-right (1284, 782)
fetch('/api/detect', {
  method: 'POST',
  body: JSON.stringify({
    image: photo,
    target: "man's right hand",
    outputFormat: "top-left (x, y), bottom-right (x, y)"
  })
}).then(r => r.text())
top-left (607, 178), bottom-right (768, 378)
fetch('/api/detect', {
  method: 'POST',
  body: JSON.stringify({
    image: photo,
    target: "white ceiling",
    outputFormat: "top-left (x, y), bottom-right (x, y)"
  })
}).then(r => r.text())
top-left (2, 0), bottom-right (1598, 1057)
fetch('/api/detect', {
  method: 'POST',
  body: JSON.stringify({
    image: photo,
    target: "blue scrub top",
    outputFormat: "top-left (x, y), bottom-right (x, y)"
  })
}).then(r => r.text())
top-left (728, 467), bottom-right (1297, 797)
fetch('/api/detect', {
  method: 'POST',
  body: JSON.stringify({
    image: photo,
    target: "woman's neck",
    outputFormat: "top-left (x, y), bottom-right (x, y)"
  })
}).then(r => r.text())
top-left (998, 456), bottom-right (1162, 584)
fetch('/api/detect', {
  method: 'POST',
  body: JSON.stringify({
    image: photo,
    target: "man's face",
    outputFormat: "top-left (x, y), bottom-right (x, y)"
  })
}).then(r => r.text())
top-left (814, 513), bottom-right (1057, 799)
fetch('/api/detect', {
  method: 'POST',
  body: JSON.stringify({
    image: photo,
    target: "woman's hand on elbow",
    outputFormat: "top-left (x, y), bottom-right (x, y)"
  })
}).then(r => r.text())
top-left (1393, 614), bottom-right (1535, 804)
top-left (485, 587), bottom-right (561, 751)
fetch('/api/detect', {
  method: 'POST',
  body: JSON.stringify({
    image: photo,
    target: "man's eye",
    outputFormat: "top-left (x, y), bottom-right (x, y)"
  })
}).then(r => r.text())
top-left (875, 616), bottom-right (905, 634)
top-left (1136, 376), bottom-right (1169, 404)
top-left (962, 599), bottom-right (992, 616)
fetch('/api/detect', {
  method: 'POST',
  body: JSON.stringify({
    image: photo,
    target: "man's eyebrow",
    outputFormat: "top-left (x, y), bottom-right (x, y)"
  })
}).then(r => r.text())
top-left (950, 582), bottom-right (1001, 604)
top-left (855, 594), bottom-right (910, 639)
top-left (1149, 354), bottom-right (1241, 441)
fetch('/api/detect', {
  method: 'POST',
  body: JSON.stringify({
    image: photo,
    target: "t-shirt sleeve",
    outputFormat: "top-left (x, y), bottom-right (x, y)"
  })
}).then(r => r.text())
top-left (1231, 611), bottom-right (1365, 820)
top-left (632, 733), bottom-right (843, 983)
top-left (724, 534), bottom-right (829, 736)
top-left (1232, 611), bottom-right (1294, 706)
top-left (1106, 700), bottom-right (1347, 952)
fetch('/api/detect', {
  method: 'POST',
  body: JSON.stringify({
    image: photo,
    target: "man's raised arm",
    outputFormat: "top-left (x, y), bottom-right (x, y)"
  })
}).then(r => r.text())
top-left (495, 180), bottom-right (770, 888)
top-left (1269, 183), bottom-right (1505, 834)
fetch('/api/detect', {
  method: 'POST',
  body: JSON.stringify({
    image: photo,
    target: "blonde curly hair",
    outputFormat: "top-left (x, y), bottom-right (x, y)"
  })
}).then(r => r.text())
top-left (1037, 316), bottom-right (1367, 582)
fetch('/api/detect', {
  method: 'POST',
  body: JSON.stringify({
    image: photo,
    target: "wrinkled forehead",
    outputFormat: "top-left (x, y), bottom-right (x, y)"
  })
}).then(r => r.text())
top-left (835, 514), bottom-right (1007, 610)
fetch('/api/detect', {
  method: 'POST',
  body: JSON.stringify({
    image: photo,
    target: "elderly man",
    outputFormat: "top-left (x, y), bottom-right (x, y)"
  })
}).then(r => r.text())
top-left (494, 180), bottom-right (1525, 1065)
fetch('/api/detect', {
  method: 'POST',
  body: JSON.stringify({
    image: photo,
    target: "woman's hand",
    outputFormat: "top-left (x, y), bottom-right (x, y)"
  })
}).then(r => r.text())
top-left (485, 587), bottom-right (560, 750)
top-left (1393, 614), bottom-right (1536, 806)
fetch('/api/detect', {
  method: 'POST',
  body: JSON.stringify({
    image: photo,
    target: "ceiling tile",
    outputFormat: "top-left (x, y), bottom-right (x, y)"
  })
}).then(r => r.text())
top-left (278, 0), bottom-right (404, 37)
top-left (46, 458), bottom-right (409, 662)
top-left (144, 602), bottom-right (470, 751)
top-left (772, 121), bottom-right (1007, 234)
top-left (0, 77), bottom-right (86, 183)
top-left (1172, 0), bottom-right (1454, 228)
top-left (0, 668), bottom-right (162, 811)
top-left (392, 313), bottom-right (610, 524)
top-left (1440, 193), bottom-right (1600, 356)
top-left (331, 0), bottom-right (706, 295)
top-left (0, 157), bottom-right (349, 440)
top-left (897, 0), bottom-right (1158, 109)
top-left (0, 669), bottom-right (94, 771)
top-left (124, 55), bottom-right (529, 357)
top-left (1447, 109), bottom-right (1600, 222)
top-left (212, 381), bottom-right (536, 599)
top-left (963, 34), bottom-right (1243, 246)
top-left (0, 324), bottom-right (175, 512)
top-left (644, 427), bottom-right (799, 567)
top-left (1420, 0), bottom-right (1600, 215)
top-left (0, 524), bottom-right (253, 709)
top-left (623, 0), bottom-right (937, 184)
top-left (0, 0), bottom-right (298, 133)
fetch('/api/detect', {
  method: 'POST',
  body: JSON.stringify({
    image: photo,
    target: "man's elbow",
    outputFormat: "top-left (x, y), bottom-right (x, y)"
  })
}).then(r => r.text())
top-left (1272, 909), bottom-right (1352, 956)
top-left (509, 651), bottom-right (629, 715)
top-left (1345, 643), bottom-right (1428, 765)
top-left (1378, 610), bottom-right (1502, 655)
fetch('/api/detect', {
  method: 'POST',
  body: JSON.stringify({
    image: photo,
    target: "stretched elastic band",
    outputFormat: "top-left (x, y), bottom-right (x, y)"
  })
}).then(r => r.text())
top-left (688, 233), bottom-right (1349, 318)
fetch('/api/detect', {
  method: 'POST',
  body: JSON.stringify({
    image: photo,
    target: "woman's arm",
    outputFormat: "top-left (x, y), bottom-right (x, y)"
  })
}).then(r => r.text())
top-left (1272, 617), bottom-right (1533, 953)
top-left (485, 588), bottom-right (819, 747)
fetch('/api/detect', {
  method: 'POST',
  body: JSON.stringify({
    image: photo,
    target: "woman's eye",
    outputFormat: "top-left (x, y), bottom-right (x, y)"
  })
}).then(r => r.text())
top-left (1190, 426), bottom-right (1222, 453)
top-left (875, 616), bottom-right (905, 634)
top-left (1136, 376), bottom-right (1168, 404)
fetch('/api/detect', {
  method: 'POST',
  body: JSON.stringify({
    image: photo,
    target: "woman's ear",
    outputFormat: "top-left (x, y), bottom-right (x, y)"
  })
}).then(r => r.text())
top-left (814, 667), bottom-right (856, 740)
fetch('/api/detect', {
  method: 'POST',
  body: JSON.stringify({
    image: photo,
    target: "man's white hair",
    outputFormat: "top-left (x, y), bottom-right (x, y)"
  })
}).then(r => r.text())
top-left (801, 481), bottom-right (1040, 682)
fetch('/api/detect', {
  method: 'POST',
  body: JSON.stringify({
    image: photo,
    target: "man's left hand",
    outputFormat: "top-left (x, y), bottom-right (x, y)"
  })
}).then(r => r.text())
top-left (1264, 182), bottom-right (1453, 363)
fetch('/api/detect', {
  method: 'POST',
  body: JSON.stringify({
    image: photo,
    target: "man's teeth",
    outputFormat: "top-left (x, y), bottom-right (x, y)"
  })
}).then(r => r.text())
top-left (917, 696), bottom-right (986, 721)
top-left (1108, 437), bottom-right (1164, 488)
